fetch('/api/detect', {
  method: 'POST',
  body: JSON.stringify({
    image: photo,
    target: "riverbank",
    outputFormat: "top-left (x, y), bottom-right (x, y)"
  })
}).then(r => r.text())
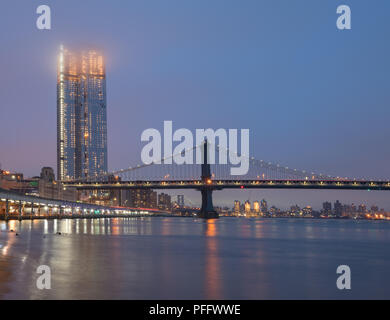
top-left (0, 213), bottom-right (169, 221)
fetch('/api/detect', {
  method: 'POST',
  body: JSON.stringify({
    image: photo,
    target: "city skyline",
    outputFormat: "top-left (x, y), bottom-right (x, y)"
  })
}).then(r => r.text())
top-left (1, 1), bottom-right (390, 210)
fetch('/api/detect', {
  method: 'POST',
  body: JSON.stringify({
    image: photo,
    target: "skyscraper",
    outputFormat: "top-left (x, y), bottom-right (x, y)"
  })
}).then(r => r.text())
top-left (334, 200), bottom-right (343, 217)
top-left (233, 200), bottom-right (240, 215)
top-left (177, 195), bottom-right (184, 207)
top-left (57, 45), bottom-right (107, 180)
top-left (244, 200), bottom-right (251, 214)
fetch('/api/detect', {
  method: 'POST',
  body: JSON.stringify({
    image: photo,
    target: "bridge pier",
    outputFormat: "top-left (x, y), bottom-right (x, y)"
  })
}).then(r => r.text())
top-left (5, 199), bottom-right (9, 221)
top-left (197, 139), bottom-right (219, 219)
top-left (18, 201), bottom-right (22, 221)
top-left (198, 187), bottom-right (218, 219)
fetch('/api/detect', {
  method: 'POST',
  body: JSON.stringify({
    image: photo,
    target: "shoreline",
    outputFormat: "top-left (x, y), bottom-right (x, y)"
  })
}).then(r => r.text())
top-left (0, 213), bottom-right (172, 221)
top-left (0, 214), bottom-right (388, 222)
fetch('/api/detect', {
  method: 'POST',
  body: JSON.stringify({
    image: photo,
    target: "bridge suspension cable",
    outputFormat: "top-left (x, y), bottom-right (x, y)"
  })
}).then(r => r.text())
top-left (67, 140), bottom-right (358, 183)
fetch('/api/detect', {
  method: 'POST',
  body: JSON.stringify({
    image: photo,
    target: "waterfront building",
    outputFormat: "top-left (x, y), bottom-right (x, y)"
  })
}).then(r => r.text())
top-left (260, 199), bottom-right (268, 214)
top-left (244, 200), bottom-right (251, 214)
top-left (253, 201), bottom-right (260, 214)
top-left (322, 201), bottom-right (332, 216)
top-left (302, 206), bottom-right (313, 217)
top-left (57, 45), bottom-right (107, 181)
top-left (38, 167), bottom-right (77, 201)
top-left (334, 200), bottom-right (343, 217)
top-left (125, 189), bottom-right (158, 209)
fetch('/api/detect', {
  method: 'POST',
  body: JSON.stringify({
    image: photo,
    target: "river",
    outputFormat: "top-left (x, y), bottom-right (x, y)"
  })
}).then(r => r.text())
top-left (0, 217), bottom-right (389, 299)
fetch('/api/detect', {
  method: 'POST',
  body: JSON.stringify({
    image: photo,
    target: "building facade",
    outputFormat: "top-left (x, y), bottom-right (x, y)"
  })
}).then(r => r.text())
top-left (177, 195), bottom-right (184, 207)
top-left (158, 193), bottom-right (172, 211)
top-left (57, 45), bottom-right (107, 181)
top-left (127, 189), bottom-right (158, 209)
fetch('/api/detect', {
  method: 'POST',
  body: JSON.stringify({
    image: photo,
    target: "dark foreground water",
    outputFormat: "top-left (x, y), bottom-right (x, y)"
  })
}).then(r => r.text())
top-left (0, 217), bottom-right (389, 299)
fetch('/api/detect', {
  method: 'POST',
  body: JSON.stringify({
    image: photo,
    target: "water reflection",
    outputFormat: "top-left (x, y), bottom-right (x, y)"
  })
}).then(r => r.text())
top-left (203, 220), bottom-right (221, 299)
top-left (0, 217), bottom-right (389, 299)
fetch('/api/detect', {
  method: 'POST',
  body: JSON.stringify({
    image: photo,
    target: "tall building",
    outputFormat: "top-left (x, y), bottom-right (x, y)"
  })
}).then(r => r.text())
top-left (244, 201), bottom-right (251, 214)
top-left (334, 200), bottom-right (343, 217)
top-left (158, 193), bottom-right (172, 211)
top-left (234, 200), bottom-right (240, 215)
top-left (253, 201), bottom-right (260, 214)
top-left (57, 45), bottom-right (107, 181)
top-left (260, 199), bottom-right (268, 214)
top-left (177, 195), bottom-right (184, 207)
top-left (322, 201), bottom-right (332, 215)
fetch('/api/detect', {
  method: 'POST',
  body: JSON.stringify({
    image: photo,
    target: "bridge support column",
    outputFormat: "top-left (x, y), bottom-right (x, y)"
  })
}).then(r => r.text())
top-left (18, 201), bottom-right (22, 221)
top-left (5, 199), bottom-right (9, 221)
top-left (197, 139), bottom-right (219, 219)
top-left (30, 203), bottom-right (34, 220)
top-left (198, 188), bottom-right (218, 219)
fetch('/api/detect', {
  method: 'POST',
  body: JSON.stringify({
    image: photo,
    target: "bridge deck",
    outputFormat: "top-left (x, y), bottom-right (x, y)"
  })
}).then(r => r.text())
top-left (63, 180), bottom-right (390, 191)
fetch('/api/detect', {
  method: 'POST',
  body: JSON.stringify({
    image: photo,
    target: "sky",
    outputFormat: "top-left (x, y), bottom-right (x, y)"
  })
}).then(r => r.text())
top-left (0, 0), bottom-right (390, 209)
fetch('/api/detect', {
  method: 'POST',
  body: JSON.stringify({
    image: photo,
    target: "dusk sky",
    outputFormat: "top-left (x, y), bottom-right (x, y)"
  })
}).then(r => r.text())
top-left (1, 0), bottom-right (390, 209)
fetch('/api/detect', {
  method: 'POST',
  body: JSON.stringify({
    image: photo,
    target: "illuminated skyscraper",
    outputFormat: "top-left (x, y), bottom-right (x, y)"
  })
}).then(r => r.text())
top-left (244, 201), bottom-right (251, 214)
top-left (253, 201), bottom-right (260, 213)
top-left (234, 200), bottom-right (240, 215)
top-left (57, 45), bottom-right (107, 180)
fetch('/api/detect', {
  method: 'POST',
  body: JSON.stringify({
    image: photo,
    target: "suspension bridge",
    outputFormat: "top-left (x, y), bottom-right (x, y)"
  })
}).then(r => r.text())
top-left (63, 140), bottom-right (390, 219)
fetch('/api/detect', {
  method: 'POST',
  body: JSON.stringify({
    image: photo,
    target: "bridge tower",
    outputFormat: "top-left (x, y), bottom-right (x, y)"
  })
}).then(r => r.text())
top-left (198, 139), bottom-right (219, 219)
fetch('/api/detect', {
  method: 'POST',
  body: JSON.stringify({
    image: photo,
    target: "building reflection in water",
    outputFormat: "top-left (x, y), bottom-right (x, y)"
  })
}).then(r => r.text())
top-left (203, 220), bottom-right (222, 299)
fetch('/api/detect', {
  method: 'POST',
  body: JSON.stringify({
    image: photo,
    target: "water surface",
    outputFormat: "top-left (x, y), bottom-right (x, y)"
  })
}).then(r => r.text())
top-left (0, 217), bottom-right (389, 299)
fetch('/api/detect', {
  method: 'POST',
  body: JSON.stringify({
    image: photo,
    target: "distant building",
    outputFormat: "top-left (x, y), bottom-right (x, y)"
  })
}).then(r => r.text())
top-left (233, 200), bottom-right (240, 215)
top-left (253, 201), bottom-right (260, 214)
top-left (334, 200), bottom-right (343, 217)
top-left (322, 201), bottom-right (332, 215)
top-left (302, 206), bottom-right (313, 217)
top-left (269, 206), bottom-right (279, 216)
top-left (158, 193), bottom-right (172, 211)
top-left (0, 170), bottom-right (39, 195)
top-left (290, 205), bottom-right (301, 216)
top-left (244, 201), bottom-right (251, 214)
top-left (124, 189), bottom-right (157, 209)
top-left (370, 205), bottom-right (379, 213)
top-left (0, 170), bottom-right (24, 190)
top-left (177, 195), bottom-right (184, 207)
top-left (40, 167), bottom-right (55, 182)
top-left (358, 204), bottom-right (367, 214)
top-left (38, 167), bottom-right (77, 201)
top-left (260, 199), bottom-right (268, 214)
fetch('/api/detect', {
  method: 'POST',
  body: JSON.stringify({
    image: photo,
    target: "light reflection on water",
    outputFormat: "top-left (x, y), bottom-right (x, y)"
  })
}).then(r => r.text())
top-left (0, 217), bottom-right (389, 299)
